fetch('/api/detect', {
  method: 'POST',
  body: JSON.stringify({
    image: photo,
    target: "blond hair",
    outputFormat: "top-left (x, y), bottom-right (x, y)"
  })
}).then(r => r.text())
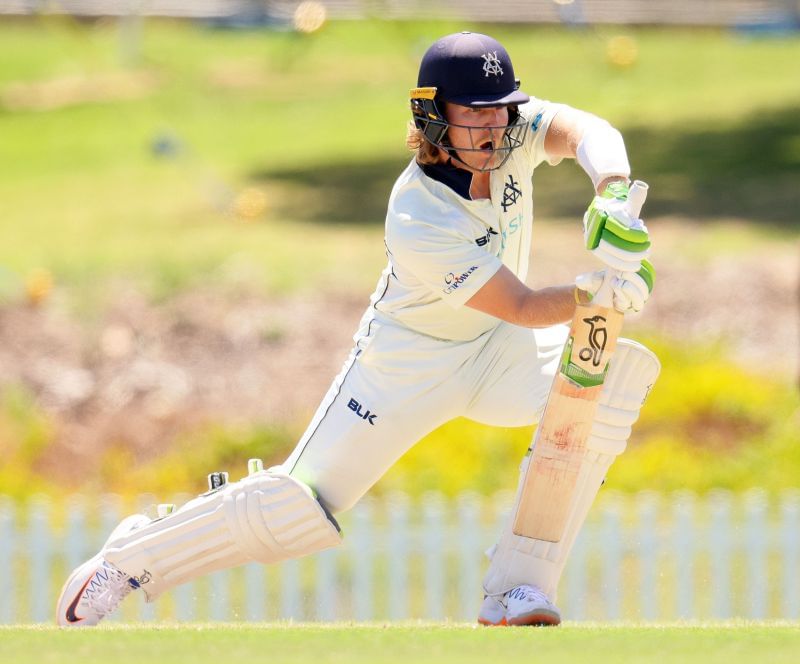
top-left (406, 121), bottom-right (444, 166)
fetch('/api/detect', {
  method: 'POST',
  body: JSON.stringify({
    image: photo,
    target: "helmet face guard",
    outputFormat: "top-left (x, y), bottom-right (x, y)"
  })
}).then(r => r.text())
top-left (411, 86), bottom-right (529, 172)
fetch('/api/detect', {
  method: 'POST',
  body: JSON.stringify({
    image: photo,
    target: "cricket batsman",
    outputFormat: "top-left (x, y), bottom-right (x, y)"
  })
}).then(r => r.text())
top-left (57, 31), bottom-right (659, 627)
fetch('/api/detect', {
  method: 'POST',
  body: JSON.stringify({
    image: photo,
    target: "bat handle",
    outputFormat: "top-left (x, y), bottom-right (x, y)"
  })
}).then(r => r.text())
top-left (590, 180), bottom-right (649, 308)
top-left (627, 180), bottom-right (648, 218)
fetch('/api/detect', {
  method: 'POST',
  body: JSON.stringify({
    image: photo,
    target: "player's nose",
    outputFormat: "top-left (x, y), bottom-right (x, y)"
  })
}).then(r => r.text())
top-left (480, 108), bottom-right (497, 126)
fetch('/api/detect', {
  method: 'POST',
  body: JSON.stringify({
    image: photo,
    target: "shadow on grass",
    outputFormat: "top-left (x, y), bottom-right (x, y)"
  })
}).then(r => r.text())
top-left (252, 104), bottom-right (800, 226)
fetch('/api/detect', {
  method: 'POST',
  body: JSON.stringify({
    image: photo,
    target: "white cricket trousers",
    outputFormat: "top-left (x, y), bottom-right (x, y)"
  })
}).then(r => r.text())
top-left (281, 319), bottom-right (568, 514)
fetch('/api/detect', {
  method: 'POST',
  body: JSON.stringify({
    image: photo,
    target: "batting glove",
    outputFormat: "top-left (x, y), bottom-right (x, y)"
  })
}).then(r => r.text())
top-left (584, 181), bottom-right (651, 273)
top-left (576, 260), bottom-right (655, 314)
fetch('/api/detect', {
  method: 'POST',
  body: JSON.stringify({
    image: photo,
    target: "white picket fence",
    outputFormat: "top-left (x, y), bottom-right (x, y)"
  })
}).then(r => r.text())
top-left (1, 488), bottom-right (799, 624)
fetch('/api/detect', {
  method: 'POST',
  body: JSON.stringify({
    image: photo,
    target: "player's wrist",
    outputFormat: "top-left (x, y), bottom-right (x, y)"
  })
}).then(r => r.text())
top-left (596, 176), bottom-right (630, 196)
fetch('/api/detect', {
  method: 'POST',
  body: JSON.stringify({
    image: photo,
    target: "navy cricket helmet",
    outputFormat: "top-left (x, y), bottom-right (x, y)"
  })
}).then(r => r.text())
top-left (410, 32), bottom-right (531, 171)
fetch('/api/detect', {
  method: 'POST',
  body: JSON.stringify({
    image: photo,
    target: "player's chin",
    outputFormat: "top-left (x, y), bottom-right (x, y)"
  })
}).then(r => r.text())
top-left (477, 151), bottom-right (502, 171)
top-left (458, 148), bottom-right (499, 172)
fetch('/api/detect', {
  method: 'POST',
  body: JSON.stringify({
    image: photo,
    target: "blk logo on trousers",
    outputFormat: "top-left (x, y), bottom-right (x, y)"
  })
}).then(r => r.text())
top-left (348, 398), bottom-right (377, 425)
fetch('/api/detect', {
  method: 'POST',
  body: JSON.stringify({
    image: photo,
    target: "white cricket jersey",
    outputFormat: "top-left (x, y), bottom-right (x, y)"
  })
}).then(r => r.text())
top-left (361, 98), bottom-right (565, 342)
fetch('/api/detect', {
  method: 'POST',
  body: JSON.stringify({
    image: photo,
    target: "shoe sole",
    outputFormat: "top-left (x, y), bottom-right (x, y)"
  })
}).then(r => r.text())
top-left (507, 610), bottom-right (561, 626)
top-left (479, 613), bottom-right (560, 627)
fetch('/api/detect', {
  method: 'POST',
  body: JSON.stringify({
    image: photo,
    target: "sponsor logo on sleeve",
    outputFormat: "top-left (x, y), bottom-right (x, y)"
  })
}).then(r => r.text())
top-left (443, 265), bottom-right (479, 294)
top-left (531, 111), bottom-right (544, 131)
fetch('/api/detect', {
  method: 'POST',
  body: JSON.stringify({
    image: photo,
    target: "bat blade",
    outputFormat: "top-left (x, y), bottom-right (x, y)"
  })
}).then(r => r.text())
top-left (512, 180), bottom-right (647, 542)
top-left (512, 301), bottom-right (624, 542)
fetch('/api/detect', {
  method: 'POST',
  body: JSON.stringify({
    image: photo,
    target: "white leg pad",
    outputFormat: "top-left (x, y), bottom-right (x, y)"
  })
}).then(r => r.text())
top-left (104, 471), bottom-right (342, 601)
top-left (483, 339), bottom-right (660, 599)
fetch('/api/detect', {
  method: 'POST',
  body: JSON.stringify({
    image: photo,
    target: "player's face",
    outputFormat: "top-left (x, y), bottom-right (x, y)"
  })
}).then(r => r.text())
top-left (444, 103), bottom-right (510, 172)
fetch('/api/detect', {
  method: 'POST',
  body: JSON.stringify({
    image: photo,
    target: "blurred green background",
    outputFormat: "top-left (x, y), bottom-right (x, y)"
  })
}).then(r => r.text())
top-left (0, 14), bottom-right (798, 502)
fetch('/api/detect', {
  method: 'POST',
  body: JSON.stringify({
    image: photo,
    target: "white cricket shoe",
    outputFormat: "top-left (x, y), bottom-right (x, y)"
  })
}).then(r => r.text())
top-left (56, 514), bottom-right (150, 627)
top-left (478, 584), bottom-right (561, 626)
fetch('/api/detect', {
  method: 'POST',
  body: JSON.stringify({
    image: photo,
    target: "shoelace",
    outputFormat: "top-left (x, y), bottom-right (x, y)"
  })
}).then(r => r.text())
top-left (509, 585), bottom-right (552, 605)
top-left (83, 565), bottom-right (136, 616)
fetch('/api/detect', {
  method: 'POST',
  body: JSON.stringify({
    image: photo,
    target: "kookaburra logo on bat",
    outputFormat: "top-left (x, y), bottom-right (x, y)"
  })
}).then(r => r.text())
top-left (578, 315), bottom-right (608, 367)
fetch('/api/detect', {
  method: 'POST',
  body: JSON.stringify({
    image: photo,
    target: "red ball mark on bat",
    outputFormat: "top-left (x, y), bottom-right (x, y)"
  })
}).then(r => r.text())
top-left (553, 425), bottom-right (576, 450)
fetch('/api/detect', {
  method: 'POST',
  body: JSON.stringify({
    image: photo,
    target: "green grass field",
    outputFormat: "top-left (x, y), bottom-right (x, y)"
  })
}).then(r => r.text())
top-left (2, 623), bottom-right (800, 664)
top-left (0, 19), bottom-right (798, 298)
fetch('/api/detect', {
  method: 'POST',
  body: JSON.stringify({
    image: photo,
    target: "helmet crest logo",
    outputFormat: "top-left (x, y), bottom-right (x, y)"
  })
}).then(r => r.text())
top-left (481, 51), bottom-right (504, 78)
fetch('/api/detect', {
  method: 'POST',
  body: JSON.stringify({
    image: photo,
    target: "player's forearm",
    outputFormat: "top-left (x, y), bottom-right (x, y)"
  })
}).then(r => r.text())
top-left (511, 284), bottom-right (578, 328)
top-left (466, 266), bottom-right (580, 327)
top-left (467, 281), bottom-right (577, 328)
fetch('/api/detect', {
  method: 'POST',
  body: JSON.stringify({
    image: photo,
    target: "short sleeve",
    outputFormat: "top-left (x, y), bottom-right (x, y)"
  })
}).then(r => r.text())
top-left (388, 217), bottom-right (503, 309)
top-left (518, 98), bottom-right (567, 169)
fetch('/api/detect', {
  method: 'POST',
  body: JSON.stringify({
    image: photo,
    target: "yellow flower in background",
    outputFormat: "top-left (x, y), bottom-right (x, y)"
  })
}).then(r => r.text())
top-left (607, 35), bottom-right (639, 68)
top-left (233, 187), bottom-right (268, 221)
top-left (25, 268), bottom-right (53, 305)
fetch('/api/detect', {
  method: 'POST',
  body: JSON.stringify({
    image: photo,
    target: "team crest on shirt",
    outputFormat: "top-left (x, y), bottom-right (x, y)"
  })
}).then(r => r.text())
top-left (501, 175), bottom-right (522, 212)
top-left (482, 51), bottom-right (504, 77)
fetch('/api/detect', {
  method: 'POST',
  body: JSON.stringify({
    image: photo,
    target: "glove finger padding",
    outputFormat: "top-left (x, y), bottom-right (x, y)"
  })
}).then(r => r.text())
top-left (576, 261), bottom-right (655, 315)
top-left (584, 181), bottom-right (651, 273)
top-left (594, 238), bottom-right (650, 273)
top-left (614, 276), bottom-right (644, 312)
top-left (614, 262), bottom-right (655, 314)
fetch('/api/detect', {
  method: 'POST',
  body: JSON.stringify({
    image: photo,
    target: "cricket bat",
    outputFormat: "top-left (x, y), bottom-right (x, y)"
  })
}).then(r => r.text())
top-left (512, 180), bottom-right (648, 542)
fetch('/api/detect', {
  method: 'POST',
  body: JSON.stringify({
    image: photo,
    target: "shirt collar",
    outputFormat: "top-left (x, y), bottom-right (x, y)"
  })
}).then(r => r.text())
top-left (420, 158), bottom-right (475, 200)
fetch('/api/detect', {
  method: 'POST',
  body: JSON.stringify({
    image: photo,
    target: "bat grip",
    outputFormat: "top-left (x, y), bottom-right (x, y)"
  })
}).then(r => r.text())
top-left (627, 180), bottom-right (648, 218)
top-left (590, 180), bottom-right (649, 308)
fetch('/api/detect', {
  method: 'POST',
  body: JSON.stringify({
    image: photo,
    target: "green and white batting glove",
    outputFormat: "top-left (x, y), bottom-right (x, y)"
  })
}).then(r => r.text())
top-left (575, 260), bottom-right (656, 314)
top-left (583, 181), bottom-right (651, 273)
